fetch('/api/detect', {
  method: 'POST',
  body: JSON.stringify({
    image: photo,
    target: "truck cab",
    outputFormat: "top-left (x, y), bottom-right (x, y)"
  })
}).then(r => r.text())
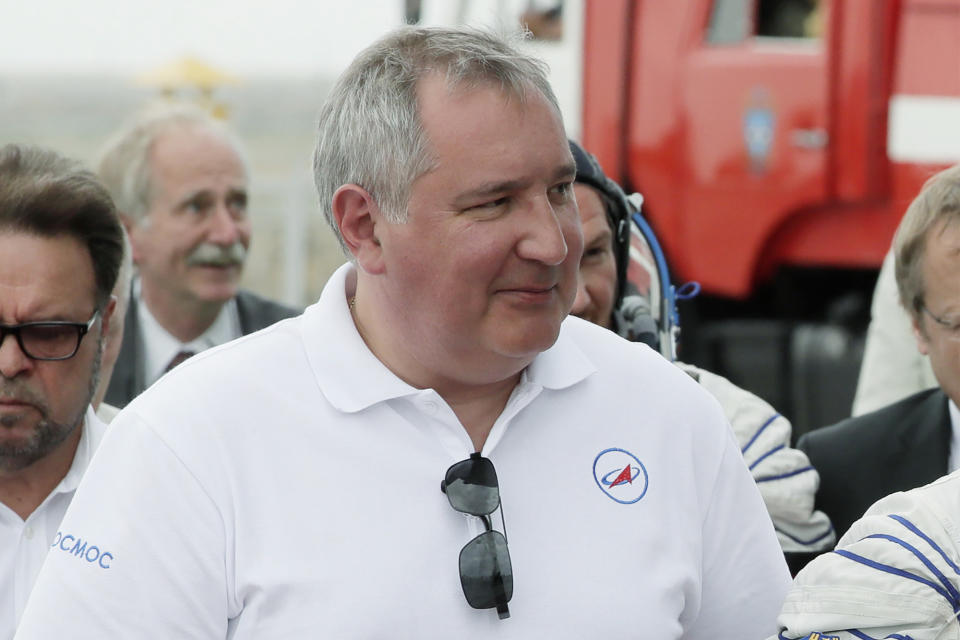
top-left (582, 0), bottom-right (960, 433)
top-left (584, 0), bottom-right (959, 297)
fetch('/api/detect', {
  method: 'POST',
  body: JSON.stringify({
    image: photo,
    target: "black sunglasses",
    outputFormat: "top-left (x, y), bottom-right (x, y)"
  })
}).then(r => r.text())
top-left (441, 452), bottom-right (513, 619)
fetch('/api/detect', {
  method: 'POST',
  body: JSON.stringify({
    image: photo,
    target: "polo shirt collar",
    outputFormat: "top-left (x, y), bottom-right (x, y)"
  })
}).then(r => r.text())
top-left (302, 264), bottom-right (596, 413)
top-left (54, 406), bottom-right (109, 497)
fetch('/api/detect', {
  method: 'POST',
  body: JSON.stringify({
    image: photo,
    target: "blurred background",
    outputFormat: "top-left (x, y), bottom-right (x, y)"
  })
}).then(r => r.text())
top-left (2, 0), bottom-right (958, 437)
top-left (0, 0), bottom-right (580, 310)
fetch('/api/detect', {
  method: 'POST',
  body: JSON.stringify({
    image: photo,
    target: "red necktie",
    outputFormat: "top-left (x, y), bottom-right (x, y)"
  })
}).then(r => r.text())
top-left (164, 350), bottom-right (196, 373)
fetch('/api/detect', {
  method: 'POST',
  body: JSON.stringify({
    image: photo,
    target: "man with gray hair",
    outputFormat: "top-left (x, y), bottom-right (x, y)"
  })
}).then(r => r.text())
top-left (16, 27), bottom-right (788, 638)
top-left (0, 144), bottom-right (123, 638)
top-left (97, 103), bottom-right (298, 409)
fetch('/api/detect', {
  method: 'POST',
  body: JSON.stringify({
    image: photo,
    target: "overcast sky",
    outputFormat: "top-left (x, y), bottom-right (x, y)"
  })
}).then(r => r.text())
top-left (0, 0), bottom-right (405, 75)
top-left (0, 0), bottom-right (582, 136)
top-left (0, 0), bottom-right (572, 76)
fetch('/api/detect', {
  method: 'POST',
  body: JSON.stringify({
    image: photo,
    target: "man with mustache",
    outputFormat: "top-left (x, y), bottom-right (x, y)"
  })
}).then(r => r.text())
top-left (0, 144), bottom-right (123, 638)
top-left (98, 103), bottom-right (298, 409)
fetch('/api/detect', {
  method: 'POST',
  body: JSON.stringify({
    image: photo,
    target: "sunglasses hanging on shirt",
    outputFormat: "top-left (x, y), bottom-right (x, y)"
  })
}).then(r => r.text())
top-left (440, 452), bottom-right (513, 619)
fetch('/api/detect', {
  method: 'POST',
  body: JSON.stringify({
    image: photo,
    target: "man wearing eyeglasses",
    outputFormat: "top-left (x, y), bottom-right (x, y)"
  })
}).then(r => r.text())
top-left (770, 164), bottom-right (960, 640)
top-left (0, 144), bottom-right (123, 639)
top-left (16, 27), bottom-right (789, 639)
top-left (795, 164), bottom-right (960, 544)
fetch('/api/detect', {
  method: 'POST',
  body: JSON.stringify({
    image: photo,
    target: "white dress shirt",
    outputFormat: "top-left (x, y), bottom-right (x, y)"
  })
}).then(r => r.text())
top-left (0, 406), bottom-right (107, 639)
top-left (135, 279), bottom-right (241, 386)
top-left (948, 398), bottom-right (960, 473)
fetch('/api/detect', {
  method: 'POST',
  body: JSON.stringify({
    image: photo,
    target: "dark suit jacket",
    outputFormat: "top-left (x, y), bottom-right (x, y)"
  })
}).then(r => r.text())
top-left (798, 387), bottom-right (951, 542)
top-left (104, 289), bottom-right (300, 409)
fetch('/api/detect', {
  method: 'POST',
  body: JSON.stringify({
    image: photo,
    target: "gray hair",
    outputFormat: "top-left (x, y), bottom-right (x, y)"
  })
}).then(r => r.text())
top-left (894, 164), bottom-right (960, 321)
top-left (97, 102), bottom-right (248, 224)
top-left (312, 25), bottom-right (560, 253)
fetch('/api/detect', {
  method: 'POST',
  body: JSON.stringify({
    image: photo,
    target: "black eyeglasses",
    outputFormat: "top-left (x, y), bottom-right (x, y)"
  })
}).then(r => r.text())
top-left (441, 452), bottom-right (513, 619)
top-left (0, 310), bottom-right (100, 361)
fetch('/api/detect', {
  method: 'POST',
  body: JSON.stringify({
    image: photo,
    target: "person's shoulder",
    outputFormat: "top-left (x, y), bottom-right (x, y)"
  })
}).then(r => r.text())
top-left (235, 288), bottom-right (301, 329)
top-left (129, 315), bottom-right (307, 418)
top-left (778, 471), bottom-right (960, 636)
top-left (560, 314), bottom-right (671, 369)
top-left (558, 317), bottom-right (723, 425)
top-left (901, 468), bottom-right (960, 529)
top-left (801, 387), bottom-right (944, 449)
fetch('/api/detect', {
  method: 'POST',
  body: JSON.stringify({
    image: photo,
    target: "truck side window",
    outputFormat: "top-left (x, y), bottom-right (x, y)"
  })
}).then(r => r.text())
top-left (756, 0), bottom-right (821, 38)
top-left (707, 0), bottom-right (751, 44)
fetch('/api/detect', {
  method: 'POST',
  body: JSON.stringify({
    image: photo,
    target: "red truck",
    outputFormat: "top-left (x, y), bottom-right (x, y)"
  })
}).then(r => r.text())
top-left (581, 0), bottom-right (960, 432)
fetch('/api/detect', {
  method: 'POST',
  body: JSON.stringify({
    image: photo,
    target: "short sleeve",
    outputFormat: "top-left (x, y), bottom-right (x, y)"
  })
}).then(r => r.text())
top-left (15, 412), bottom-right (231, 639)
top-left (685, 428), bottom-right (793, 639)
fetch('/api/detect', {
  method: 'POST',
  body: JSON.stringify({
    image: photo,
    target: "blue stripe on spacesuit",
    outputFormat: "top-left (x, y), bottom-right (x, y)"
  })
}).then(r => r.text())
top-left (749, 444), bottom-right (785, 470)
top-left (848, 631), bottom-right (915, 640)
top-left (889, 514), bottom-right (960, 576)
top-left (756, 466), bottom-right (815, 483)
top-left (778, 629), bottom-right (915, 639)
top-left (861, 532), bottom-right (960, 607)
top-left (834, 549), bottom-right (959, 612)
top-left (740, 413), bottom-right (781, 455)
top-left (775, 523), bottom-right (835, 547)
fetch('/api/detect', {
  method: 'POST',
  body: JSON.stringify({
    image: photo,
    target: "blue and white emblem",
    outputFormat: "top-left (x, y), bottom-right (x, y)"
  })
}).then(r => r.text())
top-left (743, 87), bottom-right (775, 173)
top-left (593, 448), bottom-right (648, 504)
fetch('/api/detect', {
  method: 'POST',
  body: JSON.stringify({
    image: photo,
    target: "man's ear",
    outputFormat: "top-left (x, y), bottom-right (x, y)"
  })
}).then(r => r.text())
top-left (332, 184), bottom-right (386, 274)
top-left (118, 213), bottom-right (144, 266)
top-left (912, 313), bottom-right (931, 356)
top-left (100, 295), bottom-right (118, 344)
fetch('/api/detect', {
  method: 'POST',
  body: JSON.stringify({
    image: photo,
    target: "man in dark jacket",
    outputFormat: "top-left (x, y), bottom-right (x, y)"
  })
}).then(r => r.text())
top-left (97, 103), bottom-right (298, 408)
top-left (799, 164), bottom-right (960, 540)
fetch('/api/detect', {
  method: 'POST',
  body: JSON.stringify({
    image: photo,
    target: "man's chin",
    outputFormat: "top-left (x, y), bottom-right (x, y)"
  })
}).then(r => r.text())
top-left (0, 417), bottom-right (80, 472)
top-left (189, 277), bottom-right (242, 305)
top-left (0, 428), bottom-right (44, 471)
top-left (492, 318), bottom-right (563, 360)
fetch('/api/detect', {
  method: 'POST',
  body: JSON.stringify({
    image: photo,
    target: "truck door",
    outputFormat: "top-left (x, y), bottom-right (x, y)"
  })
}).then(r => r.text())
top-left (679, 0), bottom-right (830, 297)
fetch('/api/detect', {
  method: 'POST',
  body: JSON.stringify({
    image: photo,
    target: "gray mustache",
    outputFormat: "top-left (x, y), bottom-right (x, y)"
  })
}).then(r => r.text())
top-left (186, 242), bottom-right (247, 267)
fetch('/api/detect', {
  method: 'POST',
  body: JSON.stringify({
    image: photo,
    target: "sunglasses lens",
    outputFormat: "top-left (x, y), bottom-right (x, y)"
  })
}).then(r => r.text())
top-left (459, 530), bottom-right (513, 610)
top-left (444, 457), bottom-right (500, 515)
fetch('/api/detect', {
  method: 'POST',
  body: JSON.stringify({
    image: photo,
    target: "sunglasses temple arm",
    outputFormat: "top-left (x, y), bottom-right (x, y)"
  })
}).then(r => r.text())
top-left (493, 568), bottom-right (510, 620)
top-left (498, 503), bottom-right (507, 545)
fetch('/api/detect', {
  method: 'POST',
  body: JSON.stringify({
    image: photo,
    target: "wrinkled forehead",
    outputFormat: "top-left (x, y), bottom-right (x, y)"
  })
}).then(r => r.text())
top-left (415, 74), bottom-right (569, 175)
top-left (417, 69), bottom-right (559, 126)
top-left (147, 126), bottom-right (248, 197)
top-left (921, 218), bottom-right (960, 299)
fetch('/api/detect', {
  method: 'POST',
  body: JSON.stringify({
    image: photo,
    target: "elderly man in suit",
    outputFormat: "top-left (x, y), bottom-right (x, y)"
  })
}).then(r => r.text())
top-left (799, 164), bottom-right (960, 542)
top-left (97, 104), bottom-right (299, 409)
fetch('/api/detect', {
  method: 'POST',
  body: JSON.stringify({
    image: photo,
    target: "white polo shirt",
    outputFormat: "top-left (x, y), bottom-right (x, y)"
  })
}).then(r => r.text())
top-left (0, 406), bottom-right (106, 639)
top-left (16, 264), bottom-right (790, 639)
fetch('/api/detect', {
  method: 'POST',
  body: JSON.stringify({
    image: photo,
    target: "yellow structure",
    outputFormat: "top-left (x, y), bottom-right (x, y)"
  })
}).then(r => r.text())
top-left (137, 56), bottom-right (238, 119)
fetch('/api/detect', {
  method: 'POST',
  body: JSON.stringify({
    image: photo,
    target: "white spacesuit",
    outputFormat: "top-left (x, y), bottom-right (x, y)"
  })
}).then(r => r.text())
top-left (773, 470), bottom-right (960, 639)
